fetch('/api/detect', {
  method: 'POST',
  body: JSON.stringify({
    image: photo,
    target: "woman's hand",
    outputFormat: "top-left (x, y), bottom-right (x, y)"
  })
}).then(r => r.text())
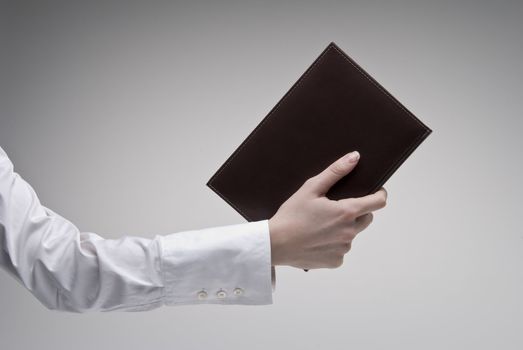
top-left (268, 151), bottom-right (387, 270)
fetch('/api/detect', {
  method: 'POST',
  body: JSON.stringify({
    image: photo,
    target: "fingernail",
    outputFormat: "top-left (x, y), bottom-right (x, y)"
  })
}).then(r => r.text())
top-left (344, 151), bottom-right (360, 164)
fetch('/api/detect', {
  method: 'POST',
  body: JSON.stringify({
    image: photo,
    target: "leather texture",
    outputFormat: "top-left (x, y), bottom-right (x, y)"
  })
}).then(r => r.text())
top-left (207, 42), bottom-right (432, 222)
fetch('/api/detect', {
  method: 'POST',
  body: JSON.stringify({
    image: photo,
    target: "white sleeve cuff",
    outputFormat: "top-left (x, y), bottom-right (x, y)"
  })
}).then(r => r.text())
top-left (159, 219), bottom-right (274, 305)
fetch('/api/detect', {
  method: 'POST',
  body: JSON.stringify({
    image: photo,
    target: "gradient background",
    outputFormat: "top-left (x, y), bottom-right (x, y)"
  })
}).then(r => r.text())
top-left (1, 0), bottom-right (522, 349)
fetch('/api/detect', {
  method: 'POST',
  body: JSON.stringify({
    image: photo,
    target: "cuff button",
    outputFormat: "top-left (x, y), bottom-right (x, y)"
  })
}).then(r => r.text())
top-left (216, 289), bottom-right (227, 299)
top-left (233, 287), bottom-right (244, 296)
top-left (197, 290), bottom-right (208, 300)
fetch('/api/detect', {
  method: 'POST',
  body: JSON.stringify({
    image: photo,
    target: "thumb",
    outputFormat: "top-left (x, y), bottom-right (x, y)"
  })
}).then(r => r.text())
top-left (307, 151), bottom-right (360, 196)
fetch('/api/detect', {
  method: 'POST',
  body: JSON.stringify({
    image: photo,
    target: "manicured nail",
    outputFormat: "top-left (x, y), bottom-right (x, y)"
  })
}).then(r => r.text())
top-left (345, 151), bottom-right (360, 163)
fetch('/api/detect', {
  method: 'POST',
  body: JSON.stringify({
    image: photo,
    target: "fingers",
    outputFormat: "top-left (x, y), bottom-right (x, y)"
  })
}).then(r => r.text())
top-left (354, 212), bottom-right (373, 233)
top-left (337, 213), bottom-right (373, 255)
top-left (338, 187), bottom-right (388, 217)
top-left (305, 151), bottom-right (360, 196)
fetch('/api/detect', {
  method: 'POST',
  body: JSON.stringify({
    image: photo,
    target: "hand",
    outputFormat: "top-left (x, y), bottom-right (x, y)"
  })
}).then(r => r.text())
top-left (268, 151), bottom-right (387, 270)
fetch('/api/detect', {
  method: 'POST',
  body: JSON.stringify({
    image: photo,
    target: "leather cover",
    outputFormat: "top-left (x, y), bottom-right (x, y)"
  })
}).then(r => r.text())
top-left (207, 42), bottom-right (432, 223)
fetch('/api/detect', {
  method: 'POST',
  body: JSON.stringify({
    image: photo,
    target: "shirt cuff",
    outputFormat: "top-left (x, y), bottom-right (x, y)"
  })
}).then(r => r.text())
top-left (159, 219), bottom-right (274, 305)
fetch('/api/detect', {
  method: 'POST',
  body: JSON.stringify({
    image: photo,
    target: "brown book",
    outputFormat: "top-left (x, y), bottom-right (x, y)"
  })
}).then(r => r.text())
top-left (207, 42), bottom-right (432, 224)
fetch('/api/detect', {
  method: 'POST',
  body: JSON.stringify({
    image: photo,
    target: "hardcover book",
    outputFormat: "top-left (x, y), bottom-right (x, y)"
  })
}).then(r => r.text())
top-left (207, 42), bottom-right (432, 223)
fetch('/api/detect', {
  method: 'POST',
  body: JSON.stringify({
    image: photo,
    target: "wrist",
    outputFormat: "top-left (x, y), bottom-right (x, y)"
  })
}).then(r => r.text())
top-left (268, 217), bottom-right (287, 266)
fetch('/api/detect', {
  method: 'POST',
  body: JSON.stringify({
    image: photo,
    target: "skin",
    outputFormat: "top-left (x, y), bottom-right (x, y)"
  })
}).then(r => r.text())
top-left (268, 151), bottom-right (388, 270)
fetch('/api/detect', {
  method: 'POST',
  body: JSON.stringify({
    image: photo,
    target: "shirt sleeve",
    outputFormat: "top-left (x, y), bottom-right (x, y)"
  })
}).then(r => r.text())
top-left (0, 146), bottom-right (276, 313)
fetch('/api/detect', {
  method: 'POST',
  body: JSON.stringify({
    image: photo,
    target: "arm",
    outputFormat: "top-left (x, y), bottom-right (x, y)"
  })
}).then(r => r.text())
top-left (0, 146), bottom-right (275, 313)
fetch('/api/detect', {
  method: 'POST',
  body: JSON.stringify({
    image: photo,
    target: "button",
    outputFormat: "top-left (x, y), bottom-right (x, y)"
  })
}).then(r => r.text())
top-left (197, 290), bottom-right (208, 300)
top-left (233, 287), bottom-right (244, 296)
top-left (216, 289), bottom-right (227, 299)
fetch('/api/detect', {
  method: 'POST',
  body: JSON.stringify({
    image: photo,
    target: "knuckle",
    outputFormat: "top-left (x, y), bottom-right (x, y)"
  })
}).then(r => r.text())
top-left (332, 256), bottom-right (344, 268)
top-left (378, 193), bottom-right (387, 208)
top-left (330, 162), bottom-right (347, 176)
top-left (373, 198), bottom-right (386, 210)
top-left (343, 227), bottom-right (357, 240)
top-left (340, 240), bottom-right (352, 253)
top-left (341, 203), bottom-right (357, 220)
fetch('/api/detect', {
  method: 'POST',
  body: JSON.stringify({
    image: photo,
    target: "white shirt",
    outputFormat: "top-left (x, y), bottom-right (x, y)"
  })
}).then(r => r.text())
top-left (0, 145), bottom-right (276, 312)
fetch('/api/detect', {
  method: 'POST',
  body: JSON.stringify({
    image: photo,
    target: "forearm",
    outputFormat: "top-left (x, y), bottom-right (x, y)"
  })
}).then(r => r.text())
top-left (0, 146), bottom-right (275, 312)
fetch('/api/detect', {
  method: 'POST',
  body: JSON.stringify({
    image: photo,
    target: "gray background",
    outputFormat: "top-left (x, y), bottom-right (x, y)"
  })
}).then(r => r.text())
top-left (1, 0), bottom-right (522, 349)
